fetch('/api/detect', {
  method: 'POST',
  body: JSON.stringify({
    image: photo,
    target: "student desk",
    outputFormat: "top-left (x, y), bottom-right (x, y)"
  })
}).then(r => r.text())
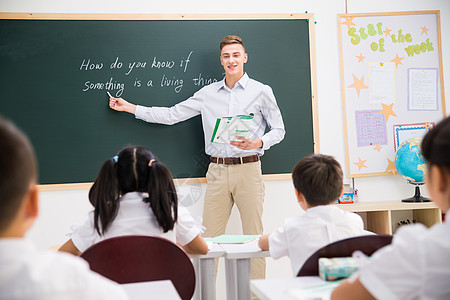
top-left (251, 276), bottom-right (340, 300)
top-left (189, 242), bottom-right (225, 300)
top-left (189, 239), bottom-right (269, 300)
top-left (220, 240), bottom-right (270, 300)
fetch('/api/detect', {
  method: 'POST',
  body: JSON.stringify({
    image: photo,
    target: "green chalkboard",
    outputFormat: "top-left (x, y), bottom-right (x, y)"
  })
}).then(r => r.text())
top-left (0, 16), bottom-right (315, 185)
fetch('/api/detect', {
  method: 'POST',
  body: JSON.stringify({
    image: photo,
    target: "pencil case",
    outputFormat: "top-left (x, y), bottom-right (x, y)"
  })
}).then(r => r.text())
top-left (318, 257), bottom-right (359, 281)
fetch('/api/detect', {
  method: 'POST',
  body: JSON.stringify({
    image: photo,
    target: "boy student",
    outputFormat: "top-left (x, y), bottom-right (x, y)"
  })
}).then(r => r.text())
top-left (258, 154), bottom-right (366, 275)
top-left (331, 116), bottom-right (450, 300)
top-left (109, 35), bottom-right (285, 279)
top-left (0, 116), bottom-right (128, 300)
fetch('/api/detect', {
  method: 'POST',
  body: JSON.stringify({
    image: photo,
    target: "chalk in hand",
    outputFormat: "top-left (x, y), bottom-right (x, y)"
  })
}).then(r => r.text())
top-left (107, 92), bottom-right (113, 98)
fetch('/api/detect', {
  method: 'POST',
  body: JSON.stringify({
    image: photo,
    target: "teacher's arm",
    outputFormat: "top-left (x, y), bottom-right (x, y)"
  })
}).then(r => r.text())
top-left (259, 86), bottom-right (286, 150)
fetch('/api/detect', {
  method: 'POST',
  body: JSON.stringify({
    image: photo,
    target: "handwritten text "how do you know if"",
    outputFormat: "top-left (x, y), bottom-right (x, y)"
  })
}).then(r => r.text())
top-left (79, 50), bottom-right (218, 97)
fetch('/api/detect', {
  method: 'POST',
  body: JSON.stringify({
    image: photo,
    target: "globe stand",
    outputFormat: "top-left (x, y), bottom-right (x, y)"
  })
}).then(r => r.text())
top-left (402, 183), bottom-right (430, 203)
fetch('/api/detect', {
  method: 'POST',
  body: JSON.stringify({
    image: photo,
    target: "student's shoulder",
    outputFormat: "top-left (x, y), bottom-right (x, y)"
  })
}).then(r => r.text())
top-left (41, 251), bottom-right (128, 299)
top-left (283, 214), bottom-right (310, 228)
top-left (336, 205), bottom-right (365, 224)
top-left (394, 221), bottom-right (447, 246)
top-left (39, 250), bottom-right (98, 278)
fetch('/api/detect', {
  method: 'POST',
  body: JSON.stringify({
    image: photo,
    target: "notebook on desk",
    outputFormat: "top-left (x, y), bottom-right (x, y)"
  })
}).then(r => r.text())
top-left (209, 234), bottom-right (260, 244)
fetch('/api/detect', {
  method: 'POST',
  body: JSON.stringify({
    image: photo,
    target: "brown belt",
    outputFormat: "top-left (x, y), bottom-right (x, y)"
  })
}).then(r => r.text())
top-left (210, 154), bottom-right (260, 165)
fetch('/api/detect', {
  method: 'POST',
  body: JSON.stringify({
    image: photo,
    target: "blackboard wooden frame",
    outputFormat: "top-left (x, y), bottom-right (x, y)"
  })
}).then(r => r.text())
top-left (0, 13), bottom-right (319, 191)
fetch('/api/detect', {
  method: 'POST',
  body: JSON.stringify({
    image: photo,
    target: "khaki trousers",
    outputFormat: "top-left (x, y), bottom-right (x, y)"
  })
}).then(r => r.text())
top-left (202, 160), bottom-right (266, 280)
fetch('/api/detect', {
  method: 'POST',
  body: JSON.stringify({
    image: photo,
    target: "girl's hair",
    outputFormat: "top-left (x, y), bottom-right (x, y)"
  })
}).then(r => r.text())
top-left (88, 146), bottom-right (178, 235)
top-left (422, 116), bottom-right (450, 174)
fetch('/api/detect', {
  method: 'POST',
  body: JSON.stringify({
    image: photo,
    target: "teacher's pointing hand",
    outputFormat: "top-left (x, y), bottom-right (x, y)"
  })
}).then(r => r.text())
top-left (109, 97), bottom-right (137, 114)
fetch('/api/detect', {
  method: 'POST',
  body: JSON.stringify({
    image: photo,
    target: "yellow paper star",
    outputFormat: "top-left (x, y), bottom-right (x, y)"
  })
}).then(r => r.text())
top-left (341, 16), bottom-right (356, 30)
top-left (373, 144), bottom-right (383, 152)
top-left (390, 53), bottom-right (405, 68)
top-left (383, 27), bottom-right (392, 36)
top-left (355, 52), bottom-right (365, 63)
top-left (380, 62), bottom-right (384, 66)
top-left (385, 158), bottom-right (396, 174)
top-left (421, 26), bottom-right (430, 35)
top-left (377, 103), bottom-right (398, 122)
top-left (354, 157), bottom-right (368, 171)
top-left (347, 74), bottom-right (368, 98)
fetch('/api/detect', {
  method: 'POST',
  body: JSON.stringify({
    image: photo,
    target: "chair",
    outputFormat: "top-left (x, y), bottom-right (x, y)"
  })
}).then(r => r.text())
top-left (80, 235), bottom-right (195, 300)
top-left (297, 234), bottom-right (393, 277)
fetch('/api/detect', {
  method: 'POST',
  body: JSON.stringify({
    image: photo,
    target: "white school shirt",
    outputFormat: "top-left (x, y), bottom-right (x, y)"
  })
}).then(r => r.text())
top-left (0, 238), bottom-right (128, 300)
top-left (134, 73), bottom-right (285, 158)
top-left (70, 192), bottom-right (201, 252)
top-left (268, 205), bottom-right (366, 275)
top-left (358, 209), bottom-right (450, 300)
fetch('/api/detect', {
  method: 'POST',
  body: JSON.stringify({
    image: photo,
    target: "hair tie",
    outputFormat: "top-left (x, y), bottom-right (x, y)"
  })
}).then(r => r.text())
top-left (148, 159), bottom-right (155, 167)
top-left (113, 155), bottom-right (119, 163)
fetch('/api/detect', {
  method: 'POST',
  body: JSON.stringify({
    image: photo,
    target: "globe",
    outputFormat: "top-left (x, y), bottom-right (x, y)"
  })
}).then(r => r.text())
top-left (395, 137), bottom-right (426, 183)
top-left (394, 137), bottom-right (430, 202)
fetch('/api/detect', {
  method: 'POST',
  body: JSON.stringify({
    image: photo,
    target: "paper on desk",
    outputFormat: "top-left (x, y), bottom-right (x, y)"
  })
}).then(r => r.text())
top-left (285, 279), bottom-right (343, 300)
top-left (210, 113), bottom-right (254, 143)
top-left (209, 234), bottom-right (260, 244)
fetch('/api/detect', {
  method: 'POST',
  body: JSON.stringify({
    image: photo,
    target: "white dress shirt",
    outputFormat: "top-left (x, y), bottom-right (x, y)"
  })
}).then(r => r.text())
top-left (70, 192), bottom-right (202, 252)
top-left (135, 73), bottom-right (285, 158)
top-left (358, 209), bottom-right (450, 300)
top-left (268, 205), bottom-right (366, 275)
top-left (0, 238), bottom-right (128, 300)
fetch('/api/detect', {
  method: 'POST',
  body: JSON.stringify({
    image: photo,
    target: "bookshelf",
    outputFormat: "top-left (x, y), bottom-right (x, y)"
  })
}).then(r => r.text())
top-left (337, 201), bottom-right (442, 235)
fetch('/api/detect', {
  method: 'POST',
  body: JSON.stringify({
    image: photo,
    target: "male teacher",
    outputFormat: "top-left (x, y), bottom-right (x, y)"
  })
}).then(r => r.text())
top-left (109, 35), bottom-right (285, 280)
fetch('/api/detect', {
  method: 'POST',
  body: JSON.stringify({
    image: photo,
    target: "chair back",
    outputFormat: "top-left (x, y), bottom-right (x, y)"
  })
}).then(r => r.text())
top-left (297, 234), bottom-right (393, 277)
top-left (80, 235), bottom-right (195, 300)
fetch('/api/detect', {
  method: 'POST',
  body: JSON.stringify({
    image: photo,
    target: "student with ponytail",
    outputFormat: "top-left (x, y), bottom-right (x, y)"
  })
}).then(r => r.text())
top-left (59, 146), bottom-right (208, 255)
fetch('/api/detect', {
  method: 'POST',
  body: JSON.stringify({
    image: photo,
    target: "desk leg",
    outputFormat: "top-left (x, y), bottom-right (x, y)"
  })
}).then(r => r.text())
top-left (192, 258), bottom-right (201, 300)
top-left (200, 258), bottom-right (216, 300)
top-left (225, 258), bottom-right (251, 300)
top-left (192, 257), bottom-right (217, 300)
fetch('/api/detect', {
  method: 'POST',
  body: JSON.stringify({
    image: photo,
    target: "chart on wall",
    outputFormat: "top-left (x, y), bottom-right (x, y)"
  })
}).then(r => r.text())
top-left (338, 11), bottom-right (446, 178)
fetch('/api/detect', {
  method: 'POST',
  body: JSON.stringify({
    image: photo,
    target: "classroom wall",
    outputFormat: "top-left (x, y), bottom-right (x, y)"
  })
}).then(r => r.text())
top-left (2, 0), bottom-right (449, 296)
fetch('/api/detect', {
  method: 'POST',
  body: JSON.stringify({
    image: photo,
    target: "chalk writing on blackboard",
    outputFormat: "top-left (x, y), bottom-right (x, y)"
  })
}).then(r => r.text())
top-left (78, 50), bottom-right (222, 97)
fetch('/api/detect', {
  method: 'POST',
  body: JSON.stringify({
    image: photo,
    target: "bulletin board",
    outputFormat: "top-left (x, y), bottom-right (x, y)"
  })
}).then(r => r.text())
top-left (338, 11), bottom-right (446, 178)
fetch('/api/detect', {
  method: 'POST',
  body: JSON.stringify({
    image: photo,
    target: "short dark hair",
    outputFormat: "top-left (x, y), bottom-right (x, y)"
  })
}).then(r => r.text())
top-left (422, 116), bottom-right (450, 174)
top-left (0, 116), bottom-right (37, 231)
top-left (292, 154), bottom-right (343, 206)
top-left (220, 35), bottom-right (245, 51)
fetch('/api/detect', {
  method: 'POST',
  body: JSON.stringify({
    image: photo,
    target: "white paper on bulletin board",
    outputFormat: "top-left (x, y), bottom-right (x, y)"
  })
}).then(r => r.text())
top-left (338, 11), bottom-right (446, 178)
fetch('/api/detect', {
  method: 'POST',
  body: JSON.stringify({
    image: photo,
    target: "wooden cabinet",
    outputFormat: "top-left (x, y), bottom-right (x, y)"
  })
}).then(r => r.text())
top-left (336, 201), bottom-right (442, 235)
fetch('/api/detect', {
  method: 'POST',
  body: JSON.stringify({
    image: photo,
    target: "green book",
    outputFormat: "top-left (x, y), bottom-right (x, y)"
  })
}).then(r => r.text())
top-left (209, 234), bottom-right (260, 244)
